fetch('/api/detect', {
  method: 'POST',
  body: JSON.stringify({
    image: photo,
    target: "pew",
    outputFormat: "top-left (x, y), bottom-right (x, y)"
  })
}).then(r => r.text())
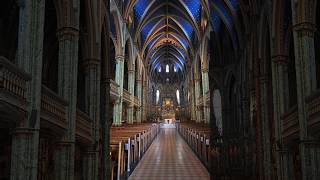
top-left (176, 122), bottom-right (211, 167)
top-left (110, 123), bottom-right (160, 180)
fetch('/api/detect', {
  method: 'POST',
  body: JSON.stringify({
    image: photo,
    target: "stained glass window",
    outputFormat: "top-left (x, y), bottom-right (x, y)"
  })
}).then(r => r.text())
top-left (156, 90), bottom-right (160, 104)
top-left (176, 90), bottom-right (180, 105)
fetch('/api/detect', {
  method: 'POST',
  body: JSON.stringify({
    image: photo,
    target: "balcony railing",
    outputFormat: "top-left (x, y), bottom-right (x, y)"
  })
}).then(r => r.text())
top-left (110, 79), bottom-right (119, 99)
top-left (205, 91), bottom-right (210, 103)
top-left (307, 90), bottom-right (320, 135)
top-left (198, 95), bottom-right (203, 106)
top-left (41, 85), bottom-right (68, 129)
top-left (0, 56), bottom-right (30, 110)
top-left (76, 109), bottom-right (93, 143)
top-left (123, 89), bottom-right (131, 103)
top-left (282, 90), bottom-right (320, 140)
top-left (281, 105), bottom-right (299, 140)
top-left (198, 92), bottom-right (210, 106)
top-left (134, 96), bottom-right (139, 106)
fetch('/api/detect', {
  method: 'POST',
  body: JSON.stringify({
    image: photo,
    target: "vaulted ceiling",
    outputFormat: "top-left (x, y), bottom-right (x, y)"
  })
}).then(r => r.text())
top-left (115, 0), bottom-right (244, 81)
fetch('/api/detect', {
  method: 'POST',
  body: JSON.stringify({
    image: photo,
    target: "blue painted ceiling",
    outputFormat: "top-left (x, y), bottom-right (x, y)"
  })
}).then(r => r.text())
top-left (123, 0), bottom-right (240, 76)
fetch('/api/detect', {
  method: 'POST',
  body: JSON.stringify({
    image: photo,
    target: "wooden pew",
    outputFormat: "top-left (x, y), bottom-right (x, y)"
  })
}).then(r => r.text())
top-left (110, 123), bottom-right (160, 180)
top-left (176, 122), bottom-right (211, 168)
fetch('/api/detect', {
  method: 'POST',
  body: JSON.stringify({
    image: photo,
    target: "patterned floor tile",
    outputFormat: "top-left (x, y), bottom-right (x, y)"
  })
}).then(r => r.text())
top-left (129, 128), bottom-right (210, 180)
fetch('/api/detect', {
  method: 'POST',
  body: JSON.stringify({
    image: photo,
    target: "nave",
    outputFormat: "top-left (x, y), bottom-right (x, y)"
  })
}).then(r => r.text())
top-left (1, 0), bottom-right (320, 180)
top-left (129, 126), bottom-right (210, 180)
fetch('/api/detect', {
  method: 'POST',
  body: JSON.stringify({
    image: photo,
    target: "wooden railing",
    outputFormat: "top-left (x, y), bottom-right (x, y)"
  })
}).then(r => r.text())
top-left (110, 79), bottom-right (119, 98)
top-left (198, 92), bottom-right (210, 105)
top-left (307, 91), bottom-right (320, 135)
top-left (281, 105), bottom-right (299, 140)
top-left (198, 95), bottom-right (203, 106)
top-left (205, 91), bottom-right (210, 103)
top-left (0, 56), bottom-right (30, 110)
top-left (134, 96), bottom-right (139, 106)
top-left (123, 89), bottom-right (131, 103)
top-left (76, 109), bottom-right (93, 143)
top-left (282, 91), bottom-right (320, 140)
top-left (41, 85), bottom-right (68, 129)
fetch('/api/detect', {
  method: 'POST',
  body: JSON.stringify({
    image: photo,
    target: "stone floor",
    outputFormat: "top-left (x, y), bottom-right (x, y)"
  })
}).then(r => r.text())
top-left (129, 126), bottom-right (210, 180)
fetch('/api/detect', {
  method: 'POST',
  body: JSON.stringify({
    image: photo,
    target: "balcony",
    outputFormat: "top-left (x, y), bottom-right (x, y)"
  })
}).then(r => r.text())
top-left (282, 91), bottom-right (320, 141)
top-left (281, 105), bottom-right (299, 141)
top-left (134, 96), bottom-right (140, 106)
top-left (307, 90), bottom-right (320, 136)
top-left (198, 95), bottom-right (203, 106)
top-left (0, 56), bottom-right (30, 111)
top-left (205, 91), bottom-right (210, 103)
top-left (198, 92), bottom-right (210, 106)
top-left (110, 79), bottom-right (119, 100)
top-left (123, 89), bottom-right (131, 103)
top-left (76, 109), bottom-right (93, 144)
top-left (40, 86), bottom-right (68, 131)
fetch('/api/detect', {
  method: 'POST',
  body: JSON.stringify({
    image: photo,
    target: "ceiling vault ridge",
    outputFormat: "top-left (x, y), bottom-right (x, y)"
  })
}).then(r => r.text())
top-left (110, 0), bottom-right (243, 80)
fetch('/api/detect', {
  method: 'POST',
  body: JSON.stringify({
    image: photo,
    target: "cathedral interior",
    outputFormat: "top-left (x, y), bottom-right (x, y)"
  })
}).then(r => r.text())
top-left (1, 0), bottom-right (320, 180)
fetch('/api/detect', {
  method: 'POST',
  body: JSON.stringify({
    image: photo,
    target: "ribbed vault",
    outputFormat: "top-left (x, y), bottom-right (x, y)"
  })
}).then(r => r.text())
top-left (120, 0), bottom-right (243, 81)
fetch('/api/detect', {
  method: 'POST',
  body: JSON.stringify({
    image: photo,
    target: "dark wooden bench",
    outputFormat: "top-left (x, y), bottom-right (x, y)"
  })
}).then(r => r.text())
top-left (110, 123), bottom-right (160, 180)
top-left (177, 123), bottom-right (211, 167)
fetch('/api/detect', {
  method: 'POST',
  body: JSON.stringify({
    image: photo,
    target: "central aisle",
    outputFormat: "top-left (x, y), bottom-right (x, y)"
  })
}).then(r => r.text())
top-left (129, 126), bottom-right (210, 180)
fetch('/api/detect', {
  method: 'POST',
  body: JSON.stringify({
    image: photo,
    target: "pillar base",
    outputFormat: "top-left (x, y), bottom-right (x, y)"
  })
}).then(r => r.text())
top-left (299, 140), bottom-right (320, 180)
top-left (277, 148), bottom-right (294, 180)
top-left (83, 150), bottom-right (99, 180)
top-left (10, 128), bottom-right (39, 180)
top-left (53, 141), bottom-right (75, 180)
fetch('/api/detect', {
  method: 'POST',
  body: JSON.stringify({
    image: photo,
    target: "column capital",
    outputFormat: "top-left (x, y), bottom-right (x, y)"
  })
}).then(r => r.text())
top-left (56, 141), bottom-right (75, 146)
top-left (115, 55), bottom-right (125, 61)
top-left (82, 58), bottom-right (100, 71)
top-left (136, 76), bottom-right (142, 82)
top-left (57, 27), bottom-right (79, 41)
top-left (11, 128), bottom-right (39, 135)
top-left (271, 54), bottom-right (288, 65)
top-left (128, 69), bottom-right (135, 73)
top-left (259, 75), bottom-right (270, 84)
top-left (201, 68), bottom-right (209, 73)
top-left (293, 22), bottom-right (316, 37)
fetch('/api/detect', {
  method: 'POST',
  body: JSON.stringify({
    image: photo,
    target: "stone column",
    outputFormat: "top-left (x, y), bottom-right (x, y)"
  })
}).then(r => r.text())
top-left (82, 58), bottom-right (100, 180)
top-left (127, 69), bottom-right (135, 124)
top-left (142, 79), bottom-right (148, 122)
top-left (83, 151), bottom-right (98, 180)
top-left (292, 3), bottom-right (317, 94)
top-left (291, 1), bottom-right (320, 179)
top-left (201, 68), bottom-right (210, 124)
top-left (278, 148), bottom-right (295, 180)
top-left (259, 72), bottom-right (272, 180)
top-left (191, 84), bottom-right (197, 122)
top-left (113, 55), bottom-right (125, 126)
top-left (188, 69), bottom-right (196, 122)
top-left (194, 76), bottom-right (202, 123)
top-left (271, 55), bottom-right (292, 180)
top-left (11, 128), bottom-right (40, 180)
top-left (11, 0), bottom-right (45, 179)
top-left (136, 77), bottom-right (142, 123)
top-left (54, 4), bottom-right (80, 179)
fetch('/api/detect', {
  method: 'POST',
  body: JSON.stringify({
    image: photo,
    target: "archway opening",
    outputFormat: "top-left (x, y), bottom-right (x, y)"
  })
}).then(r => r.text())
top-left (42, 0), bottom-right (59, 92)
top-left (213, 89), bottom-right (222, 135)
top-left (0, 0), bottom-right (19, 62)
top-left (315, 2), bottom-right (320, 89)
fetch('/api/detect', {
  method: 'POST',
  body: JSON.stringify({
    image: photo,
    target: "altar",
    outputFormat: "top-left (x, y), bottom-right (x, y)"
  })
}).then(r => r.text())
top-left (164, 118), bottom-right (174, 124)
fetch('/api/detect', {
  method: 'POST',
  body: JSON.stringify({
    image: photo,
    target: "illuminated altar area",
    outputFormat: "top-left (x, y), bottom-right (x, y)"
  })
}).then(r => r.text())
top-left (161, 98), bottom-right (176, 124)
